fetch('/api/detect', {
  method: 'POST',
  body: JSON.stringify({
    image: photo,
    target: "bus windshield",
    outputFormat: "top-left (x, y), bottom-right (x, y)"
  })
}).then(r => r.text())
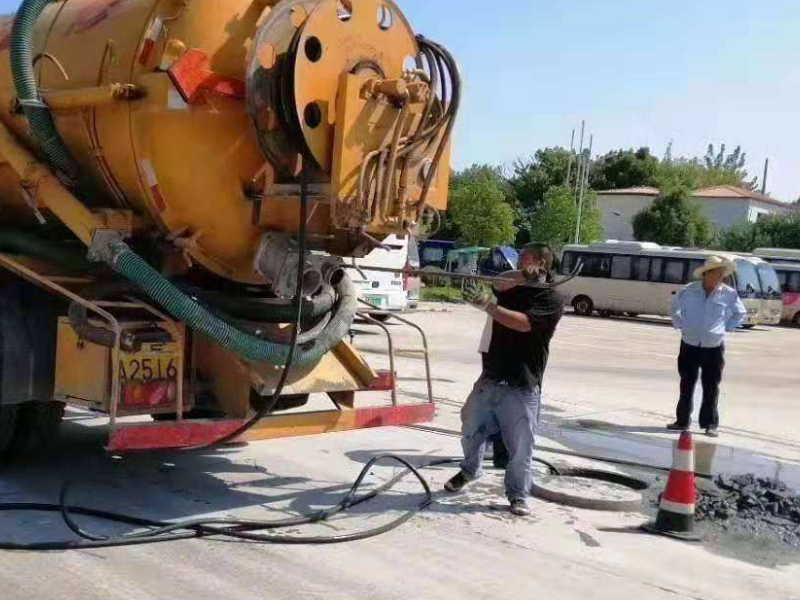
top-left (757, 264), bottom-right (782, 299)
top-left (735, 260), bottom-right (762, 298)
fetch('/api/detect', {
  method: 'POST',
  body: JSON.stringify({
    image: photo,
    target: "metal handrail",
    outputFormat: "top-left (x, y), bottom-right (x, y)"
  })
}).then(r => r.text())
top-left (356, 298), bottom-right (434, 405)
top-left (358, 311), bottom-right (397, 406)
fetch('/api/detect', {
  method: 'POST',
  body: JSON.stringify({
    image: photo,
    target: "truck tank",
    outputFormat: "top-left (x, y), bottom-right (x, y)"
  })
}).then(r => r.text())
top-left (0, 0), bottom-right (458, 454)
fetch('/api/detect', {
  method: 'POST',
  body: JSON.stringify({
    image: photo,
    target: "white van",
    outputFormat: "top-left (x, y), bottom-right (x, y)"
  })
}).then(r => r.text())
top-left (349, 234), bottom-right (420, 319)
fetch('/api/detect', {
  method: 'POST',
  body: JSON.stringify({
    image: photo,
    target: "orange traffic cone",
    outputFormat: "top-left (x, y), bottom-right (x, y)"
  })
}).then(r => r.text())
top-left (642, 431), bottom-right (701, 541)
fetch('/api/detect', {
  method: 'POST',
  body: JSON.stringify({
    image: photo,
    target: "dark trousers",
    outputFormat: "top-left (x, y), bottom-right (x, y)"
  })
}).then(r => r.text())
top-left (675, 341), bottom-right (725, 429)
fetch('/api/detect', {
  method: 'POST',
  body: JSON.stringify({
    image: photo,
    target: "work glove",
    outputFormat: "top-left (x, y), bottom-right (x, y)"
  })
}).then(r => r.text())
top-left (463, 280), bottom-right (494, 310)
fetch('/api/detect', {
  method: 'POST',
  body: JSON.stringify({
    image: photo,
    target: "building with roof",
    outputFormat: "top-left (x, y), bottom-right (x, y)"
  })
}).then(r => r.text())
top-left (597, 185), bottom-right (792, 241)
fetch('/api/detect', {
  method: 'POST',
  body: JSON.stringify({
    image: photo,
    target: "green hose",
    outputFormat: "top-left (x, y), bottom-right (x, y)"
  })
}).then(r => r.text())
top-left (11, 0), bottom-right (81, 181)
top-left (107, 239), bottom-right (357, 367)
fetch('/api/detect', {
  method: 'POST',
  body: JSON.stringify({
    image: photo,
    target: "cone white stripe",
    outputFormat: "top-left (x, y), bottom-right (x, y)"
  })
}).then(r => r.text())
top-left (659, 498), bottom-right (695, 515)
top-left (672, 449), bottom-right (695, 472)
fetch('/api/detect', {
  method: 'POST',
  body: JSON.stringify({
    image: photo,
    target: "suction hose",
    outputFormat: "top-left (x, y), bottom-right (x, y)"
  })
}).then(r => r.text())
top-left (98, 238), bottom-right (357, 367)
top-left (10, 0), bottom-right (81, 182)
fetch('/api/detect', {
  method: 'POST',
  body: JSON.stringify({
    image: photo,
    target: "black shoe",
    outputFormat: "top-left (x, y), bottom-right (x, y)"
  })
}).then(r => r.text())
top-left (444, 471), bottom-right (471, 493)
top-left (666, 422), bottom-right (689, 431)
top-left (509, 499), bottom-right (531, 516)
top-left (705, 428), bottom-right (719, 438)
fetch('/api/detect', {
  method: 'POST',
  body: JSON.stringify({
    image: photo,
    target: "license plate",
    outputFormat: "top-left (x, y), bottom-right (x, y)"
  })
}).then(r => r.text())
top-left (364, 295), bottom-right (385, 308)
top-left (119, 343), bottom-right (178, 382)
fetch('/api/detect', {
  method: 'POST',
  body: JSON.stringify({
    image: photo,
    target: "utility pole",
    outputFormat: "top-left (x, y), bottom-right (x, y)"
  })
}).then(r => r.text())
top-left (575, 134), bottom-right (593, 244)
top-left (761, 158), bottom-right (769, 195)
top-left (574, 120), bottom-right (585, 194)
top-left (564, 128), bottom-right (576, 187)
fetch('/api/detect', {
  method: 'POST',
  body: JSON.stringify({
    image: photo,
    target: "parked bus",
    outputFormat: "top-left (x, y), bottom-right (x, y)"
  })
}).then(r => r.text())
top-left (349, 234), bottom-right (420, 319)
top-left (558, 241), bottom-right (762, 326)
top-left (753, 248), bottom-right (800, 325)
top-left (419, 239), bottom-right (456, 270)
top-left (743, 256), bottom-right (782, 325)
top-left (480, 246), bottom-right (520, 276)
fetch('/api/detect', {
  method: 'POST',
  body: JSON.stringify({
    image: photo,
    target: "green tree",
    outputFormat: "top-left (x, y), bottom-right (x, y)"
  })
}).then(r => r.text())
top-left (632, 185), bottom-right (714, 247)
top-left (715, 222), bottom-right (766, 253)
top-left (448, 177), bottom-right (517, 247)
top-left (654, 143), bottom-right (758, 192)
top-left (433, 164), bottom-right (513, 241)
top-left (525, 186), bottom-right (603, 247)
top-left (589, 147), bottom-right (659, 191)
top-left (510, 148), bottom-right (573, 213)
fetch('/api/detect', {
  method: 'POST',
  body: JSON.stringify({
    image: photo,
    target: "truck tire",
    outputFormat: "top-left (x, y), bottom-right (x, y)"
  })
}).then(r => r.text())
top-left (572, 296), bottom-right (594, 317)
top-left (793, 313), bottom-right (800, 327)
top-left (0, 405), bottom-right (17, 456)
top-left (7, 401), bottom-right (65, 456)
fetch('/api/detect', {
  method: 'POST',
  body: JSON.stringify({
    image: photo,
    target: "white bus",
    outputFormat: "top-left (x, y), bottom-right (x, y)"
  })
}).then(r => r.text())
top-left (558, 241), bottom-right (762, 326)
top-left (743, 256), bottom-right (782, 325)
top-left (349, 234), bottom-right (420, 320)
top-left (753, 249), bottom-right (800, 325)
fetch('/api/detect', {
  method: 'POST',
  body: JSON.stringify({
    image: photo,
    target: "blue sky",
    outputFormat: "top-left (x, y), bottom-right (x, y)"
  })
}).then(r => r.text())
top-left (399, 0), bottom-right (800, 201)
top-left (0, 0), bottom-right (796, 200)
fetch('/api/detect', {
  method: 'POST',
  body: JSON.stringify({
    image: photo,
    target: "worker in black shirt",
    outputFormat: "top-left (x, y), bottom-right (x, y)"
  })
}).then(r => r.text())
top-left (444, 243), bottom-right (563, 516)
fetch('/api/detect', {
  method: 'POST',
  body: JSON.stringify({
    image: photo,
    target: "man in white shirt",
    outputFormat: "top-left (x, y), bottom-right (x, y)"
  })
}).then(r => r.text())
top-left (668, 256), bottom-right (747, 437)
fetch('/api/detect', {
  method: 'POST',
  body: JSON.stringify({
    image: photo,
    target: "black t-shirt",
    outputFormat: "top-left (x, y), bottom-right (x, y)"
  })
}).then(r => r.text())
top-left (481, 285), bottom-right (563, 390)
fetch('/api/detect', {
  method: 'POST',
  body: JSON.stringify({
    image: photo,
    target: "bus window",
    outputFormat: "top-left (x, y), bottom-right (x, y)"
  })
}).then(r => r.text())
top-left (561, 252), bottom-right (575, 275)
top-left (757, 264), bottom-right (781, 299)
top-left (611, 256), bottom-right (632, 279)
top-left (788, 273), bottom-right (800, 293)
top-left (777, 271), bottom-right (787, 288)
top-left (582, 254), bottom-right (610, 278)
top-left (735, 260), bottom-right (761, 298)
top-left (664, 259), bottom-right (685, 284)
top-left (633, 257), bottom-right (650, 281)
top-left (649, 258), bottom-right (663, 282)
top-left (688, 260), bottom-right (704, 281)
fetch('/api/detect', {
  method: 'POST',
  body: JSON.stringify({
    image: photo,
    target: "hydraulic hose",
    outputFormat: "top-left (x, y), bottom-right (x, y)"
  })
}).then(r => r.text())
top-left (95, 238), bottom-right (357, 367)
top-left (10, 0), bottom-right (81, 182)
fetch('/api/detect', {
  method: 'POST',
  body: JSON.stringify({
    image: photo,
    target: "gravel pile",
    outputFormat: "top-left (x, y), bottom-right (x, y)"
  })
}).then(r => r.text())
top-left (696, 474), bottom-right (800, 547)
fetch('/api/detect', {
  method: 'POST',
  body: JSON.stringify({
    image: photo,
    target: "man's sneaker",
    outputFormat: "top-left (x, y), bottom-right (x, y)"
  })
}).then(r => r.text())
top-left (666, 422), bottom-right (689, 431)
top-left (509, 499), bottom-right (531, 517)
top-left (444, 471), bottom-right (471, 493)
top-left (705, 428), bottom-right (719, 438)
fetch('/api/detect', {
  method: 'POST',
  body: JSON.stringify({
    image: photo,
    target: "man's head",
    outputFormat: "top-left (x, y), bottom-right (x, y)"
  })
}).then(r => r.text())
top-left (520, 243), bottom-right (554, 281)
top-left (702, 267), bottom-right (727, 290)
top-left (694, 256), bottom-right (734, 292)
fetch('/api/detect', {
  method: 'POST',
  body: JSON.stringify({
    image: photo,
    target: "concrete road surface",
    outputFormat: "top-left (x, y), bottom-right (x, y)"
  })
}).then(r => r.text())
top-left (1, 304), bottom-right (799, 599)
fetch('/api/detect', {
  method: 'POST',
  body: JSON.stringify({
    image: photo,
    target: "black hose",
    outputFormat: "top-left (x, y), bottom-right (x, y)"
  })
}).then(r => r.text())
top-left (0, 453), bottom-right (558, 551)
top-left (179, 282), bottom-right (336, 323)
top-left (0, 228), bottom-right (89, 272)
top-left (0, 454), bottom-right (432, 550)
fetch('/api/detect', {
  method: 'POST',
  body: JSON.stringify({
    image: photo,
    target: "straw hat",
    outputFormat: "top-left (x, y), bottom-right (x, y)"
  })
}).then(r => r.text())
top-left (693, 255), bottom-right (734, 279)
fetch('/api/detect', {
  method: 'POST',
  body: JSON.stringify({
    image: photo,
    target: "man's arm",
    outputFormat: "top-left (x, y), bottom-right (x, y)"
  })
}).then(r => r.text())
top-left (493, 270), bottom-right (525, 293)
top-left (725, 291), bottom-right (747, 331)
top-left (671, 289), bottom-right (684, 330)
top-left (486, 303), bottom-right (531, 333)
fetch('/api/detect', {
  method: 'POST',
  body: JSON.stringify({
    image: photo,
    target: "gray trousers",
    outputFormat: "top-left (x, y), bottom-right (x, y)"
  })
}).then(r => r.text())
top-left (459, 378), bottom-right (541, 501)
